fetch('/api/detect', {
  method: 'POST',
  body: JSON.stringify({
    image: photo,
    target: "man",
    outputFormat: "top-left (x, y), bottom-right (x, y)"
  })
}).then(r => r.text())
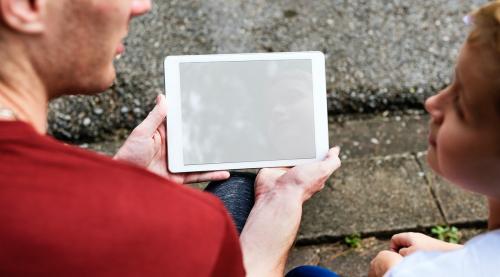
top-left (0, 0), bottom-right (341, 276)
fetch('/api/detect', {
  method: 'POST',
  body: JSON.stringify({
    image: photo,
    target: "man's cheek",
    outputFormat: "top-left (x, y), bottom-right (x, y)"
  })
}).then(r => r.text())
top-left (92, 3), bottom-right (128, 26)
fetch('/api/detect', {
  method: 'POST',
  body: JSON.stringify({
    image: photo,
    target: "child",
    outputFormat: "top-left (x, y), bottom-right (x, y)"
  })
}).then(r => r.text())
top-left (369, 1), bottom-right (500, 276)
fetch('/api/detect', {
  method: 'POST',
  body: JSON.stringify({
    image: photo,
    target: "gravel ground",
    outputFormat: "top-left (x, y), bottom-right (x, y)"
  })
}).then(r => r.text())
top-left (48, 0), bottom-right (488, 141)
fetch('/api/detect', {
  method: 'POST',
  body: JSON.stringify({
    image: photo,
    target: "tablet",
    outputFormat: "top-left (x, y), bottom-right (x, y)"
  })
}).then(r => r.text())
top-left (164, 51), bottom-right (329, 173)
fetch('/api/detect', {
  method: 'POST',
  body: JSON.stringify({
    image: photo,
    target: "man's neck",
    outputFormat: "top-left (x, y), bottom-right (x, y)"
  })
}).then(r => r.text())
top-left (0, 39), bottom-right (49, 134)
top-left (488, 197), bottom-right (500, 231)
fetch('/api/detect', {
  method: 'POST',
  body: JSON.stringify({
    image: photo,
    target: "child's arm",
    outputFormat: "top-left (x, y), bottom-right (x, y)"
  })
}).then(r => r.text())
top-left (369, 233), bottom-right (463, 277)
top-left (390, 232), bottom-right (463, 256)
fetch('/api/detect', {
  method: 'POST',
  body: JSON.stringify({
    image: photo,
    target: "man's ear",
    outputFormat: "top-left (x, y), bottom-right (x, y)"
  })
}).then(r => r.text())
top-left (0, 0), bottom-right (46, 33)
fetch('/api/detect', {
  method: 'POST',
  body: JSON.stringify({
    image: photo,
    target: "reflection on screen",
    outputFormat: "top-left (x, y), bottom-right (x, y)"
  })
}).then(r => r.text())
top-left (180, 59), bottom-right (316, 165)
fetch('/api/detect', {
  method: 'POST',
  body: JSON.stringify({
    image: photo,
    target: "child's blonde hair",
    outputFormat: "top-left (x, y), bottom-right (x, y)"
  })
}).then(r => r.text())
top-left (467, 0), bottom-right (500, 115)
top-left (468, 1), bottom-right (500, 50)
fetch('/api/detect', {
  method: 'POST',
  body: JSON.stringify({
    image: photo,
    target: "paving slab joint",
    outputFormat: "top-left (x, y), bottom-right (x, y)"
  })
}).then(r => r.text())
top-left (296, 226), bottom-right (429, 247)
top-left (296, 222), bottom-right (487, 247)
top-left (412, 151), bottom-right (448, 225)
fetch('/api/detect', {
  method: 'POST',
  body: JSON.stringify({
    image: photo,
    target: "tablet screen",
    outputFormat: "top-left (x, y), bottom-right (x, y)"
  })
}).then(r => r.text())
top-left (179, 59), bottom-right (316, 165)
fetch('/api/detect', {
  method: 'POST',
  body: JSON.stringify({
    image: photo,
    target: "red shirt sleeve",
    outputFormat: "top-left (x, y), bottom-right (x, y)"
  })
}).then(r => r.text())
top-left (0, 121), bottom-right (246, 276)
top-left (210, 210), bottom-right (246, 276)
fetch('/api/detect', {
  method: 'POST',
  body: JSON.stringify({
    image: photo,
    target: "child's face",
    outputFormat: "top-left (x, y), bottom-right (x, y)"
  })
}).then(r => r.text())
top-left (425, 42), bottom-right (500, 197)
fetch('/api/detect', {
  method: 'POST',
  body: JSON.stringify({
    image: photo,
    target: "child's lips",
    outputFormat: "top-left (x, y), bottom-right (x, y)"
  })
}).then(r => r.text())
top-left (428, 121), bottom-right (438, 148)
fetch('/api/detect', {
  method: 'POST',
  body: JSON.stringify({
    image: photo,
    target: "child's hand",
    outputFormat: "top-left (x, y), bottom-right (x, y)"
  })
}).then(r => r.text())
top-left (369, 250), bottom-right (403, 277)
top-left (390, 232), bottom-right (463, 256)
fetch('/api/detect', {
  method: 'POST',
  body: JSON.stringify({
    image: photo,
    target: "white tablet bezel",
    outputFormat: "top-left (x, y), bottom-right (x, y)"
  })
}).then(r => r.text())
top-left (164, 51), bottom-right (329, 173)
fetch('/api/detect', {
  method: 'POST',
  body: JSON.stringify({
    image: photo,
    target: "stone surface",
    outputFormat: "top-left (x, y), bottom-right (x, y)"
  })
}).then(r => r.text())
top-left (321, 238), bottom-right (387, 277)
top-left (297, 154), bottom-right (444, 243)
top-left (48, 0), bottom-right (488, 141)
top-left (459, 228), bottom-right (486, 241)
top-left (79, 128), bottom-right (130, 156)
top-left (285, 244), bottom-right (326, 273)
top-left (286, 238), bottom-right (386, 277)
top-left (331, 111), bottom-right (428, 160)
top-left (81, 110), bottom-right (430, 159)
top-left (417, 153), bottom-right (488, 225)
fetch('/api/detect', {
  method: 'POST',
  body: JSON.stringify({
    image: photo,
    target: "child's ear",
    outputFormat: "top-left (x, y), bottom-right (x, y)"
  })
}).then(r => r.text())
top-left (0, 0), bottom-right (47, 34)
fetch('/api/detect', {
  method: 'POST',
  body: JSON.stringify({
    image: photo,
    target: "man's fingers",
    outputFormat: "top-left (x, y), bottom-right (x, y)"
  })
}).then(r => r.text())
top-left (326, 146), bottom-right (341, 159)
top-left (306, 146), bottom-right (342, 178)
top-left (282, 146), bottom-right (341, 186)
top-left (183, 171), bottom-right (231, 184)
top-left (134, 94), bottom-right (167, 136)
top-left (322, 146), bottom-right (342, 172)
top-left (257, 168), bottom-right (288, 181)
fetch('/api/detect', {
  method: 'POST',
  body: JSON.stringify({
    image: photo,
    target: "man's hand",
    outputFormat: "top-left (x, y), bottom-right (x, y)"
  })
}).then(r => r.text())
top-left (113, 94), bottom-right (230, 183)
top-left (390, 232), bottom-right (463, 257)
top-left (255, 147), bottom-right (342, 203)
top-left (369, 250), bottom-right (403, 277)
top-left (240, 147), bottom-right (341, 277)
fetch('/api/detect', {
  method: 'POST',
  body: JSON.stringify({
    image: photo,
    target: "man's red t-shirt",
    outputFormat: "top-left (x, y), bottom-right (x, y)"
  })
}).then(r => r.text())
top-left (0, 121), bottom-right (246, 276)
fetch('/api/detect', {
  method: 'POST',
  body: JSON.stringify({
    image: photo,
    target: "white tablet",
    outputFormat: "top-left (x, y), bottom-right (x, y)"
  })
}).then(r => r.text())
top-left (164, 51), bottom-right (329, 173)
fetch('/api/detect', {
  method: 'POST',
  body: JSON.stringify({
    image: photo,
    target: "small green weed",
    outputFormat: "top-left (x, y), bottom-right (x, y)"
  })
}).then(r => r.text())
top-left (344, 233), bottom-right (362, 248)
top-left (431, 225), bottom-right (461, 243)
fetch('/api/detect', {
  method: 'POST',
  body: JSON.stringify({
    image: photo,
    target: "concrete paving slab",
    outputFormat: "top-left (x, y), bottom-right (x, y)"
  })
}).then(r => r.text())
top-left (417, 153), bottom-right (488, 225)
top-left (321, 238), bottom-right (387, 277)
top-left (285, 238), bottom-right (388, 277)
top-left (331, 111), bottom-right (428, 160)
top-left (285, 244), bottom-right (326, 273)
top-left (459, 228), bottom-right (486, 241)
top-left (82, 111), bottom-right (430, 160)
top-left (297, 154), bottom-right (444, 242)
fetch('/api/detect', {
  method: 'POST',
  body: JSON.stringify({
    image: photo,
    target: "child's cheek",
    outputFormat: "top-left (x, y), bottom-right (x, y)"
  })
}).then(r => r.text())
top-left (437, 125), bottom-right (478, 187)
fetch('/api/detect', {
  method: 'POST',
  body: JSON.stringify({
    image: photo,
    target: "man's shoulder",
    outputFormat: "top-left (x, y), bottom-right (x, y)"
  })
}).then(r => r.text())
top-left (0, 153), bottom-right (239, 276)
top-left (0, 120), bottom-right (230, 226)
top-left (0, 123), bottom-right (240, 275)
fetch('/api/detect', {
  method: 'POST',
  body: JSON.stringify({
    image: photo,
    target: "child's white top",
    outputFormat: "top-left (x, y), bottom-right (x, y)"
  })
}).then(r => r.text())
top-left (386, 230), bottom-right (500, 277)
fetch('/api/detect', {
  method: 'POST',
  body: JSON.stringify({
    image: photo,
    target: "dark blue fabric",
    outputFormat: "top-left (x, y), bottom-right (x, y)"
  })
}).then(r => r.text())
top-left (286, 266), bottom-right (340, 277)
top-left (204, 171), bottom-right (256, 234)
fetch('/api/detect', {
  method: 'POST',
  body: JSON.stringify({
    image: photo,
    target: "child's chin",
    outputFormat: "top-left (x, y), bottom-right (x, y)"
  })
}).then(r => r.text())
top-left (426, 148), bottom-right (441, 175)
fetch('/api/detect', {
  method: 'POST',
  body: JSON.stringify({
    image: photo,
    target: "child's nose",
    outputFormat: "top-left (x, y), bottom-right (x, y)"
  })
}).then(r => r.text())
top-left (425, 92), bottom-right (445, 125)
top-left (131, 0), bottom-right (152, 17)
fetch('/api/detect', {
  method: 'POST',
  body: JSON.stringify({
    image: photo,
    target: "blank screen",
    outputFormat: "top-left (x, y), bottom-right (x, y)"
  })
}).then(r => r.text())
top-left (180, 59), bottom-right (316, 165)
